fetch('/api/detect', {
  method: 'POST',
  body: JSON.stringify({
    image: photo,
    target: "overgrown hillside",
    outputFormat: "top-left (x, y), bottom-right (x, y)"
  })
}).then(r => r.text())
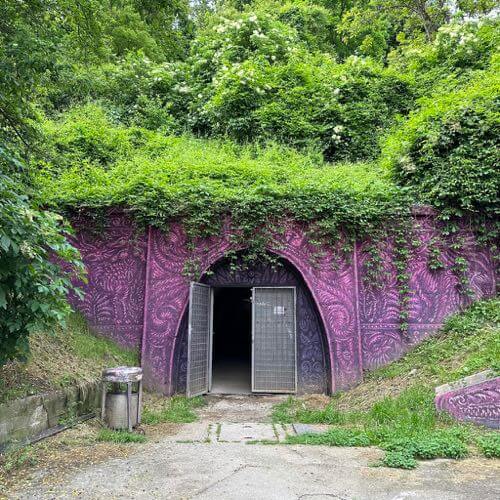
top-left (272, 298), bottom-right (500, 468)
top-left (0, 314), bottom-right (137, 404)
top-left (1, 1), bottom-right (498, 367)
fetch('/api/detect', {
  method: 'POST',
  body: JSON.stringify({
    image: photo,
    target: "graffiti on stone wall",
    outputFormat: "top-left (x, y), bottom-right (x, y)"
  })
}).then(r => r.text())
top-left (435, 377), bottom-right (500, 429)
top-left (68, 214), bottom-right (146, 348)
top-left (70, 213), bottom-right (497, 394)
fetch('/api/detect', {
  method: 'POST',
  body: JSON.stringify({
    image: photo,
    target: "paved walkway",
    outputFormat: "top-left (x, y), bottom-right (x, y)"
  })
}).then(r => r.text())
top-left (10, 396), bottom-right (500, 500)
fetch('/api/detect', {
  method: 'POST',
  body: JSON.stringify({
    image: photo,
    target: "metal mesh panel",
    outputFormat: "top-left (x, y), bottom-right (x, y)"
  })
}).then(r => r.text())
top-left (252, 287), bottom-right (296, 393)
top-left (187, 283), bottom-right (211, 396)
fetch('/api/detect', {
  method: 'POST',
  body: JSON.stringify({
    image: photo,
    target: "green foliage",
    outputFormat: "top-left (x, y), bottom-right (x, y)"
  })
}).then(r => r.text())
top-left (476, 433), bottom-right (500, 458)
top-left (390, 19), bottom-right (500, 95)
top-left (381, 450), bottom-right (417, 469)
top-left (97, 429), bottom-right (146, 443)
top-left (383, 68), bottom-right (499, 224)
top-left (0, 152), bottom-right (83, 365)
top-left (286, 428), bottom-right (371, 447)
top-left (36, 104), bottom-right (409, 247)
top-left (142, 396), bottom-right (205, 424)
top-left (273, 301), bottom-right (499, 468)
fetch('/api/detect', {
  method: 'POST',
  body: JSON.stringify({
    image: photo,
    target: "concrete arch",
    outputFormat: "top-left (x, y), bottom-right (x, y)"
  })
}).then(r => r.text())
top-left (172, 252), bottom-right (332, 394)
top-left (141, 222), bottom-right (363, 394)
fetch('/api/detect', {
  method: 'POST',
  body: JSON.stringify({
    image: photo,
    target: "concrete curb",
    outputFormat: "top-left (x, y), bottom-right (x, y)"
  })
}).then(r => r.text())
top-left (435, 371), bottom-right (500, 429)
top-left (0, 382), bottom-right (101, 451)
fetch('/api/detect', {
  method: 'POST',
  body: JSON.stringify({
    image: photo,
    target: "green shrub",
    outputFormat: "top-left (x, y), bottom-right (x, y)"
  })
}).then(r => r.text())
top-left (383, 431), bottom-right (468, 460)
top-left (0, 151), bottom-right (83, 366)
top-left (97, 429), bottom-right (146, 443)
top-left (383, 68), bottom-right (499, 220)
top-left (381, 450), bottom-right (417, 469)
top-left (35, 106), bottom-right (407, 246)
top-left (477, 433), bottom-right (500, 458)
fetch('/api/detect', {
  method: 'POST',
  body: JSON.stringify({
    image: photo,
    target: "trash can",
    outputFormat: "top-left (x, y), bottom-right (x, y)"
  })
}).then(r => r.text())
top-left (101, 366), bottom-right (143, 431)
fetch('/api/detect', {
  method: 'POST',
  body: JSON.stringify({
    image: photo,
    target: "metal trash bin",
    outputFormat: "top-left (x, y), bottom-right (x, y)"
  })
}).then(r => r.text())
top-left (101, 366), bottom-right (143, 431)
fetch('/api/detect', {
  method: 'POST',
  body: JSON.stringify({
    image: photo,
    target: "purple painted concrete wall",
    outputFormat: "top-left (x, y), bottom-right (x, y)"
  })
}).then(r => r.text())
top-left (435, 376), bottom-right (500, 429)
top-left (68, 212), bottom-right (497, 394)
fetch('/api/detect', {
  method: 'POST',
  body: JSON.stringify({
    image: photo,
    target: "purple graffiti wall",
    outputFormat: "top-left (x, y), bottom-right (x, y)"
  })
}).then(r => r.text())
top-left (435, 375), bottom-right (500, 429)
top-left (68, 212), bottom-right (497, 394)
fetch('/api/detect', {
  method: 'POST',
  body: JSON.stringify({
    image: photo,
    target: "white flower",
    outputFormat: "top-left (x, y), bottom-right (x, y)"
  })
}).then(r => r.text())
top-left (249, 15), bottom-right (257, 23)
top-left (333, 88), bottom-right (340, 95)
top-left (333, 125), bottom-right (344, 133)
top-left (198, 93), bottom-right (203, 99)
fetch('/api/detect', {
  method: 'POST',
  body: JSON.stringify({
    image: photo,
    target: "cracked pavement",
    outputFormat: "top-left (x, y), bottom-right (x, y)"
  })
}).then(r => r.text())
top-left (9, 396), bottom-right (500, 500)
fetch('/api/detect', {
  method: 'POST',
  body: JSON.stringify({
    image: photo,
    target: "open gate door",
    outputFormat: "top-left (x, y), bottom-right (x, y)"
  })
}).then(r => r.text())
top-left (252, 287), bottom-right (296, 393)
top-left (187, 282), bottom-right (213, 397)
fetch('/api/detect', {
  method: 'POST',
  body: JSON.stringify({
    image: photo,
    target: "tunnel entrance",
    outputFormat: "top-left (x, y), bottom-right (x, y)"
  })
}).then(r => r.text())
top-left (186, 282), bottom-right (299, 396)
top-left (211, 287), bottom-right (252, 394)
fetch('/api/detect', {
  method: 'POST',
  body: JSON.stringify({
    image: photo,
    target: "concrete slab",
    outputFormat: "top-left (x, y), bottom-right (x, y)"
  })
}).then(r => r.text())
top-left (13, 441), bottom-right (500, 499)
top-left (293, 423), bottom-right (330, 435)
top-left (164, 422), bottom-right (211, 442)
top-left (218, 422), bottom-right (277, 442)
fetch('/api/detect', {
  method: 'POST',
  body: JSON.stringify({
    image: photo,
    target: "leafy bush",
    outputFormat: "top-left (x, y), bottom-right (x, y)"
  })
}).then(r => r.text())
top-left (390, 19), bottom-right (500, 96)
top-left (476, 434), bottom-right (500, 458)
top-left (381, 450), bottom-right (417, 469)
top-left (382, 431), bottom-right (468, 460)
top-left (36, 105), bottom-right (407, 244)
top-left (383, 68), bottom-right (499, 220)
top-left (0, 152), bottom-right (83, 365)
top-left (186, 10), bottom-right (413, 160)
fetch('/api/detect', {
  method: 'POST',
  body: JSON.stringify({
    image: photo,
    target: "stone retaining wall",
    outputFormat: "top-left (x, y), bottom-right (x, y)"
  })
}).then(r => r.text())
top-left (435, 371), bottom-right (500, 429)
top-left (0, 383), bottom-right (101, 450)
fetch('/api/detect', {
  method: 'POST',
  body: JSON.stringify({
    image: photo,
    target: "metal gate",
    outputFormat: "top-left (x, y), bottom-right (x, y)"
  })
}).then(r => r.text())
top-left (187, 282), bottom-right (212, 397)
top-left (252, 287), bottom-right (296, 393)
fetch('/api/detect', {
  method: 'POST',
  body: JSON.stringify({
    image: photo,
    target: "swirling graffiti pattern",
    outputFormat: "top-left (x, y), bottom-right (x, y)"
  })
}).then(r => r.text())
top-left (435, 378), bottom-right (500, 429)
top-left (69, 211), bottom-right (497, 394)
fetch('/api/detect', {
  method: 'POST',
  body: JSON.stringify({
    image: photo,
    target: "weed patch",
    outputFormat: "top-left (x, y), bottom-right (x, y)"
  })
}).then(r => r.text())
top-left (476, 433), bottom-right (500, 458)
top-left (0, 447), bottom-right (38, 473)
top-left (286, 428), bottom-right (371, 447)
top-left (142, 396), bottom-right (205, 424)
top-left (96, 429), bottom-right (146, 444)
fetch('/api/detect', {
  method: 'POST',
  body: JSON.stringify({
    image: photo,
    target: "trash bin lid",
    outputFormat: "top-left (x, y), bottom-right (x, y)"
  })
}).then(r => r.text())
top-left (102, 366), bottom-right (143, 383)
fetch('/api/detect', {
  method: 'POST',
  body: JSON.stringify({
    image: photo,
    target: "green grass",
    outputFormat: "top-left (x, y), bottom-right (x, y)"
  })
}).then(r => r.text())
top-left (273, 299), bottom-right (500, 469)
top-left (0, 313), bottom-right (138, 403)
top-left (365, 298), bottom-right (500, 384)
top-left (97, 429), bottom-right (146, 443)
top-left (476, 433), bottom-right (500, 458)
top-left (141, 396), bottom-right (205, 424)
